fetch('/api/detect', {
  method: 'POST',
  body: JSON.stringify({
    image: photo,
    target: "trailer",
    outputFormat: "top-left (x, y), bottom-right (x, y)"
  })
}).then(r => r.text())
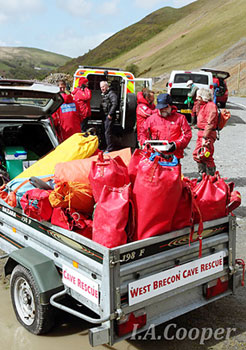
top-left (0, 199), bottom-right (244, 346)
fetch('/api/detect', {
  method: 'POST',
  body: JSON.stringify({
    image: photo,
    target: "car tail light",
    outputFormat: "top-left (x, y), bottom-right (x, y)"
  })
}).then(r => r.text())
top-left (209, 84), bottom-right (214, 90)
top-left (168, 82), bottom-right (172, 88)
top-left (116, 309), bottom-right (147, 337)
top-left (204, 276), bottom-right (229, 299)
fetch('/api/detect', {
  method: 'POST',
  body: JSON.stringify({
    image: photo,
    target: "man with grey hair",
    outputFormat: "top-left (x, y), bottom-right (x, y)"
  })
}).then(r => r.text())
top-left (193, 88), bottom-right (218, 181)
top-left (100, 81), bottom-right (118, 152)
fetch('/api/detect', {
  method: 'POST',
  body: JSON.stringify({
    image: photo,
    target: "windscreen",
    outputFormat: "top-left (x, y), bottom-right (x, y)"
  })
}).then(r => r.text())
top-left (0, 92), bottom-right (52, 107)
top-left (174, 74), bottom-right (209, 85)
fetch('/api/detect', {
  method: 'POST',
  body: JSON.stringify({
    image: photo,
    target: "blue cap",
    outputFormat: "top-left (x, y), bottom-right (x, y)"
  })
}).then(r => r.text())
top-left (156, 93), bottom-right (172, 109)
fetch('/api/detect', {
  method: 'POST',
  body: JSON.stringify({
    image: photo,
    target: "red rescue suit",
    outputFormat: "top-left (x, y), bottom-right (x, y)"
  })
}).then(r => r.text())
top-left (136, 91), bottom-right (155, 141)
top-left (53, 93), bottom-right (81, 142)
top-left (140, 106), bottom-right (192, 159)
top-left (193, 101), bottom-right (218, 167)
top-left (72, 86), bottom-right (92, 122)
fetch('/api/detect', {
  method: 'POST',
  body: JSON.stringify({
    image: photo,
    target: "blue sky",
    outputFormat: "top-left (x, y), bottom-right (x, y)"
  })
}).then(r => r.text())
top-left (0, 0), bottom-right (197, 58)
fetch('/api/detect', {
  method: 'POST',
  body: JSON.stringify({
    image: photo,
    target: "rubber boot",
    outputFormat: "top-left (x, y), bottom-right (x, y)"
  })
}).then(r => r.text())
top-left (197, 163), bottom-right (207, 182)
top-left (207, 166), bottom-right (216, 176)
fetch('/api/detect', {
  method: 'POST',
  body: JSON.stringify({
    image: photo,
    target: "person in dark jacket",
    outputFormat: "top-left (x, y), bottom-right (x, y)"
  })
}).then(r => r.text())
top-left (100, 81), bottom-right (118, 152)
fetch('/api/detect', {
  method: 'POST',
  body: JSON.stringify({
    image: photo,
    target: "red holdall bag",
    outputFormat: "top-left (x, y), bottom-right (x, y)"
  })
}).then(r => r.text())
top-left (172, 177), bottom-right (204, 256)
top-left (171, 178), bottom-right (194, 231)
top-left (20, 189), bottom-right (53, 222)
top-left (227, 190), bottom-right (241, 213)
top-left (128, 145), bottom-right (152, 185)
top-left (132, 155), bottom-right (182, 241)
top-left (74, 219), bottom-right (93, 240)
top-left (51, 207), bottom-right (74, 230)
top-left (92, 184), bottom-right (131, 248)
top-left (193, 172), bottom-right (230, 222)
top-left (51, 207), bottom-right (90, 230)
top-left (89, 151), bottom-right (130, 202)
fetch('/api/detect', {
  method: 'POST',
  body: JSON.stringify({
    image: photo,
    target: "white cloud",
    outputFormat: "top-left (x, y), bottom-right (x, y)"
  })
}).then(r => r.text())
top-left (0, 0), bottom-right (44, 15)
top-left (50, 31), bottom-right (113, 58)
top-left (56, 0), bottom-right (92, 17)
top-left (134, 0), bottom-right (163, 10)
top-left (99, 0), bottom-right (119, 15)
top-left (0, 13), bottom-right (7, 23)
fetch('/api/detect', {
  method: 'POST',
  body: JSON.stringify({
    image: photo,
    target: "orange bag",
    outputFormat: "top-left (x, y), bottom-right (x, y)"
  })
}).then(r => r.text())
top-left (54, 148), bottom-right (132, 184)
top-left (218, 109), bottom-right (231, 130)
top-left (49, 182), bottom-right (94, 215)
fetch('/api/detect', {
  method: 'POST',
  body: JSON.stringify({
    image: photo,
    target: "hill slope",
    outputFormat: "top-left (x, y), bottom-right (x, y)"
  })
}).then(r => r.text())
top-left (59, 0), bottom-right (246, 93)
top-left (59, 0), bottom-right (204, 74)
top-left (0, 47), bottom-right (70, 80)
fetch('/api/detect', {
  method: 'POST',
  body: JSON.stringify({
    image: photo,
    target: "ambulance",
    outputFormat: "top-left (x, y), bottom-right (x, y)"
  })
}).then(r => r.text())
top-left (73, 66), bottom-right (152, 149)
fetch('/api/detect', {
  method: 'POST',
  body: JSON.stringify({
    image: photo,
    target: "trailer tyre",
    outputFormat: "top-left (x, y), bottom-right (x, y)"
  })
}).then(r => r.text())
top-left (10, 265), bottom-right (55, 335)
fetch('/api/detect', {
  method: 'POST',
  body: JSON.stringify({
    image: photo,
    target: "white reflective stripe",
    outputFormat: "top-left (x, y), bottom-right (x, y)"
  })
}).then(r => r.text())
top-left (139, 106), bottom-right (152, 117)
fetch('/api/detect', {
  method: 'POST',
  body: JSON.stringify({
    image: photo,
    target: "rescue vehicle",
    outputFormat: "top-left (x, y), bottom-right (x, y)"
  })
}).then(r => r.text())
top-left (167, 70), bottom-right (214, 121)
top-left (73, 66), bottom-right (152, 149)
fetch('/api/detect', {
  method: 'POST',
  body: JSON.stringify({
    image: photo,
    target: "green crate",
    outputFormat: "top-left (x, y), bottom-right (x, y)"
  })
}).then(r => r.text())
top-left (4, 146), bottom-right (27, 180)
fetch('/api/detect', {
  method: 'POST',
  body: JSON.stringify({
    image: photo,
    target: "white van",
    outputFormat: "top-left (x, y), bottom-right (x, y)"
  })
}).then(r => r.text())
top-left (167, 70), bottom-right (214, 121)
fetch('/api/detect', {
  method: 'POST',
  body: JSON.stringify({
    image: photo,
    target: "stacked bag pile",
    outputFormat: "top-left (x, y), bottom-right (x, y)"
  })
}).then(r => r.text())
top-left (0, 134), bottom-right (242, 253)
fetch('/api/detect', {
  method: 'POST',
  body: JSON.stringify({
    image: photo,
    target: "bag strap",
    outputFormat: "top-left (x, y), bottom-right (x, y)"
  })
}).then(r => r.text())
top-left (216, 107), bottom-right (221, 140)
top-left (148, 155), bottom-right (160, 182)
top-left (13, 175), bottom-right (54, 194)
top-left (126, 198), bottom-right (136, 243)
top-left (185, 183), bottom-right (204, 257)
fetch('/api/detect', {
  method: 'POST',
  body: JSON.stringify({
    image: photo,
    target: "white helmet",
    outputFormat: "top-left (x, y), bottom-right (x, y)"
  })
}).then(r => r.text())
top-left (186, 80), bottom-right (193, 87)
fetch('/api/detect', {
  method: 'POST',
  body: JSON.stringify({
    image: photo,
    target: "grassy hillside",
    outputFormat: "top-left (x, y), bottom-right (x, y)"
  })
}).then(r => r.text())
top-left (59, 1), bottom-right (204, 74)
top-left (0, 47), bottom-right (70, 80)
top-left (59, 0), bottom-right (246, 94)
top-left (106, 0), bottom-right (246, 78)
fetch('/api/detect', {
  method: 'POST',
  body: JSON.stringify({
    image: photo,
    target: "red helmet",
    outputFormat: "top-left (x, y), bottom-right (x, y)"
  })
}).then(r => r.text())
top-left (197, 146), bottom-right (210, 162)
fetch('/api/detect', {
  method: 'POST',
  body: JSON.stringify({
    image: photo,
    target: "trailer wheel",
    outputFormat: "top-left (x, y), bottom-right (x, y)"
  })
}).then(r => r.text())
top-left (10, 265), bottom-right (55, 334)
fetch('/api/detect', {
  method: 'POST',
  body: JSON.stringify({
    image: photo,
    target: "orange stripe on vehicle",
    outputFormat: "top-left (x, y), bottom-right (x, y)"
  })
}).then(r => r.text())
top-left (0, 233), bottom-right (22, 249)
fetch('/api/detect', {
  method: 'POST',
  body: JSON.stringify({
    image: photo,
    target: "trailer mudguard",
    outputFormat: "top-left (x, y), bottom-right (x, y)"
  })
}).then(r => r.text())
top-left (4, 246), bottom-right (63, 303)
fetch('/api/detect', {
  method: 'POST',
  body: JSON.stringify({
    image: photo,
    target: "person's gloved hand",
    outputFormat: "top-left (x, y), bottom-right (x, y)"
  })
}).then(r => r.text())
top-left (202, 137), bottom-right (210, 146)
top-left (165, 142), bottom-right (176, 153)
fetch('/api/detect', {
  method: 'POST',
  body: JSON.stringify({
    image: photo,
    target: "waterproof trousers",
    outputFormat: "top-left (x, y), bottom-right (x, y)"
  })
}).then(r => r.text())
top-left (193, 131), bottom-right (216, 168)
top-left (104, 117), bottom-right (115, 152)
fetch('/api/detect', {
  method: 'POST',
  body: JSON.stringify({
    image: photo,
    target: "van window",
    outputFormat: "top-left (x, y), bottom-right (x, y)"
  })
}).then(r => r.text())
top-left (174, 74), bottom-right (208, 85)
top-left (87, 74), bottom-right (122, 111)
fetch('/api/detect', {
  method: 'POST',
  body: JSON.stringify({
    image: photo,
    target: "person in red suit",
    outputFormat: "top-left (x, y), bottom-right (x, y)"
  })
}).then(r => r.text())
top-left (136, 88), bottom-right (155, 143)
top-left (193, 88), bottom-right (218, 180)
top-left (52, 80), bottom-right (81, 142)
top-left (72, 77), bottom-right (92, 131)
top-left (140, 93), bottom-right (192, 160)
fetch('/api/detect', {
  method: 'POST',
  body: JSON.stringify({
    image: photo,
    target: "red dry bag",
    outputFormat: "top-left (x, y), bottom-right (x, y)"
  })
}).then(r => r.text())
top-left (89, 151), bottom-right (130, 202)
top-left (193, 172), bottom-right (230, 222)
top-left (132, 155), bottom-right (182, 240)
top-left (20, 189), bottom-right (53, 222)
top-left (92, 184), bottom-right (130, 248)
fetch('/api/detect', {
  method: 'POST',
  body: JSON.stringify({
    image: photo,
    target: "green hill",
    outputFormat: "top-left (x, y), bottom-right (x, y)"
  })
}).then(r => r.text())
top-left (0, 47), bottom-right (70, 80)
top-left (59, 0), bottom-right (246, 92)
